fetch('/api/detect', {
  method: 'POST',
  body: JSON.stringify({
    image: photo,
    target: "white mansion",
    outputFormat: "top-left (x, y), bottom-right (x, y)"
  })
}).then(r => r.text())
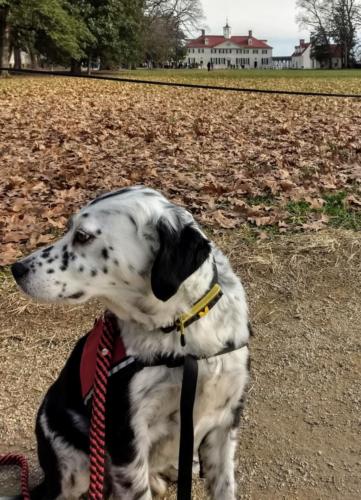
top-left (185, 23), bottom-right (272, 69)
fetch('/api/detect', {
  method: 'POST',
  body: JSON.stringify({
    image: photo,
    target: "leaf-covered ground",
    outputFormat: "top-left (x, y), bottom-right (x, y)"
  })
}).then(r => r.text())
top-left (1, 230), bottom-right (361, 498)
top-left (1, 73), bottom-right (361, 265)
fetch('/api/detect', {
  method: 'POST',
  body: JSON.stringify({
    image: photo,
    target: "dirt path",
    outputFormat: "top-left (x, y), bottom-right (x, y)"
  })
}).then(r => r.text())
top-left (1, 230), bottom-right (360, 499)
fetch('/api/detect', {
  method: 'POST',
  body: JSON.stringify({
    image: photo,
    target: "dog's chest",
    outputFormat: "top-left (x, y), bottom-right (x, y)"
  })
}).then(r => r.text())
top-left (129, 352), bottom-right (248, 467)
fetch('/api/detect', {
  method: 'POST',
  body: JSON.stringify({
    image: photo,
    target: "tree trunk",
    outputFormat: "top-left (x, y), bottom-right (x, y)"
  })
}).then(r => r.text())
top-left (71, 58), bottom-right (82, 74)
top-left (0, 6), bottom-right (10, 77)
top-left (87, 55), bottom-right (91, 75)
top-left (14, 47), bottom-right (21, 69)
top-left (28, 48), bottom-right (38, 69)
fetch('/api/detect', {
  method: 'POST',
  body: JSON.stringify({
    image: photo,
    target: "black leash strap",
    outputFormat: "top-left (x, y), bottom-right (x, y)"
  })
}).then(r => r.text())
top-left (177, 355), bottom-right (199, 500)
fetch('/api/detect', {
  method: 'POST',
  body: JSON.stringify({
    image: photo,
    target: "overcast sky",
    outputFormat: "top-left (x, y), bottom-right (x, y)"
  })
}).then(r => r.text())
top-left (200, 0), bottom-right (309, 56)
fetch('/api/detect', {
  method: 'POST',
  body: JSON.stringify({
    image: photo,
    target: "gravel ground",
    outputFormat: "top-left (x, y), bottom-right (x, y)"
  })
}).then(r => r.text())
top-left (0, 229), bottom-right (360, 499)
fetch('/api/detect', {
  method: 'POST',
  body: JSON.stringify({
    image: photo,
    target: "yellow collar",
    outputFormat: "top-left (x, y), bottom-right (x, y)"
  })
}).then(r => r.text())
top-left (161, 283), bottom-right (223, 346)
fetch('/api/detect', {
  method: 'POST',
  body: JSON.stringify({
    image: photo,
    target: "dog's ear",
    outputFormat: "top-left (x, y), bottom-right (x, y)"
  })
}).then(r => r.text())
top-left (151, 219), bottom-right (211, 301)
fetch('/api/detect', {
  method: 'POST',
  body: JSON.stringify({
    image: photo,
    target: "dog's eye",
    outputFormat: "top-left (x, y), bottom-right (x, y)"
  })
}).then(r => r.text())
top-left (73, 230), bottom-right (94, 245)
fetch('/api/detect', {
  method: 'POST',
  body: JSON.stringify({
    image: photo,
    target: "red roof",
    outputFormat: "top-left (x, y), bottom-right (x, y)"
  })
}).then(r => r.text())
top-left (187, 35), bottom-right (272, 49)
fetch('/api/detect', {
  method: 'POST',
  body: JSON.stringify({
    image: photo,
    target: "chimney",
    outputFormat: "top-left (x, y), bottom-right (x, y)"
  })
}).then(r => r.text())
top-left (300, 39), bottom-right (305, 46)
top-left (248, 30), bottom-right (253, 38)
top-left (201, 29), bottom-right (205, 37)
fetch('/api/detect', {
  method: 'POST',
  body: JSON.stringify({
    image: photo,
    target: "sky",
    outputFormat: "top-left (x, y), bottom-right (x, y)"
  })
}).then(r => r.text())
top-left (200, 0), bottom-right (310, 56)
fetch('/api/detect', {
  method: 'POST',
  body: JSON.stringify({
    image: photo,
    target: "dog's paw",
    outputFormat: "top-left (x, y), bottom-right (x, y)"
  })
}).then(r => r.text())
top-left (149, 473), bottom-right (167, 498)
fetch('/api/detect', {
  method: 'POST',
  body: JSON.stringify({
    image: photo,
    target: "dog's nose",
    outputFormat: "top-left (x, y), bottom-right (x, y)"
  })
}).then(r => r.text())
top-left (11, 262), bottom-right (29, 280)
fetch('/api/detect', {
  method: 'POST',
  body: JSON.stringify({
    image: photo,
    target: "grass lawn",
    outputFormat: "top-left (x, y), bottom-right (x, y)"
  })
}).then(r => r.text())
top-left (122, 67), bottom-right (361, 80)
top-left (104, 67), bottom-right (361, 94)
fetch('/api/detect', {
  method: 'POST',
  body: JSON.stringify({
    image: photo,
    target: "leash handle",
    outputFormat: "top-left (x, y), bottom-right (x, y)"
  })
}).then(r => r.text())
top-left (177, 355), bottom-right (198, 500)
top-left (0, 453), bottom-right (30, 500)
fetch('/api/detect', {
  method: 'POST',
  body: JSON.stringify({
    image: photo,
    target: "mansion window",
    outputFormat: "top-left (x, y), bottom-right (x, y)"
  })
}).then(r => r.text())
top-left (262, 49), bottom-right (268, 54)
top-left (253, 49), bottom-right (259, 54)
top-left (261, 58), bottom-right (269, 65)
top-left (243, 49), bottom-right (249, 54)
top-left (211, 58), bottom-right (226, 64)
top-left (236, 58), bottom-right (250, 65)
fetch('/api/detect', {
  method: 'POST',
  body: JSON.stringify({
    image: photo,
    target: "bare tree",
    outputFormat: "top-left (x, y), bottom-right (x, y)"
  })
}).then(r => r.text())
top-left (143, 0), bottom-right (203, 66)
top-left (297, 0), bottom-right (334, 67)
top-left (145, 0), bottom-right (204, 36)
top-left (332, 0), bottom-right (361, 67)
top-left (296, 0), bottom-right (333, 45)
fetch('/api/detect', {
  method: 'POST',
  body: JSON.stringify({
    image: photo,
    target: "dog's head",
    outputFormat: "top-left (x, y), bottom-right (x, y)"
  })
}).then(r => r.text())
top-left (11, 187), bottom-right (211, 312)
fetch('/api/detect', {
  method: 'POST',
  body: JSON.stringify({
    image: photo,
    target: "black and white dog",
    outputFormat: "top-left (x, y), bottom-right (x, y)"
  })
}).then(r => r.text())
top-left (11, 186), bottom-right (251, 500)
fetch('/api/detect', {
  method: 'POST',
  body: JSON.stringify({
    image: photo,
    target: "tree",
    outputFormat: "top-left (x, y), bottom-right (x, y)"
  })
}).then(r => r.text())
top-left (296, 0), bottom-right (334, 67)
top-left (332, 0), bottom-right (361, 67)
top-left (0, 1), bottom-right (10, 75)
top-left (145, 0), bottom-right (203, 35)
top-left (64, 0), bottom-right (144, 73)
top-left (142, 15), bottom-right (185, 67)
top-left (143, 0), bottom-right (203, 66)
top-left (0, 0), bottom-right (92, 74)
top-left (310, 30), bottom-right (334, 67)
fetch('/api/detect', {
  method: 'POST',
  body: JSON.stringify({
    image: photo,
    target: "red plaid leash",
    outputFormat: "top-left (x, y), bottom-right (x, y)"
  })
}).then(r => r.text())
top-left (88, 315), bottom-right (116, 500)
top-left (0, 453), bottom-right (30, 500)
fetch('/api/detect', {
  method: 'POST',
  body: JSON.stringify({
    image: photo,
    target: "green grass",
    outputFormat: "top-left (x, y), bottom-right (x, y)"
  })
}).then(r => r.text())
top-left (286, 193), bottom-right (361, 230)
top-left (114, 68), bottom-right (361, 81)
top-left (246, 194), bottom-right (276, 206)
top-left (102, 67), bottom-right (361, 95)
top-left (287, 200), bottom-right (312, 225)
top-left (323, 192), bottom-right (361, 229)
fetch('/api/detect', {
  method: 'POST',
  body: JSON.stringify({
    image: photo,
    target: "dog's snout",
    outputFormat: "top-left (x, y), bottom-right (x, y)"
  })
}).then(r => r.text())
top-left (11, 261), bottom-right (29, 281)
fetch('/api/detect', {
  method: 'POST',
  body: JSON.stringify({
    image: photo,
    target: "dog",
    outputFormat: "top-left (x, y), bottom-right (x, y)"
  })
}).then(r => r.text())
top-left (10, 186), bottom-right (251, 500)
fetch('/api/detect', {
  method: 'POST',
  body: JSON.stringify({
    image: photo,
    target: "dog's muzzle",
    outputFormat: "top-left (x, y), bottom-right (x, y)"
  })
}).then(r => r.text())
top-left (11, 261), bottom-right (29, 283)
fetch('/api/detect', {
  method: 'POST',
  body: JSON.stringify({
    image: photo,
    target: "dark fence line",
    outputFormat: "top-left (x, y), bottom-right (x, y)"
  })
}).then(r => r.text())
top-left (1, 67), bottom-right (361, 99)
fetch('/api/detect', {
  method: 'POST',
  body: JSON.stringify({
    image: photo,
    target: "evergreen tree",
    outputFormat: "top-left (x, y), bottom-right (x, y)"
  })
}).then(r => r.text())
top-left (1, 0), bottom-right (92, 73)
top-left (69, 0), bottom-right (144, 72)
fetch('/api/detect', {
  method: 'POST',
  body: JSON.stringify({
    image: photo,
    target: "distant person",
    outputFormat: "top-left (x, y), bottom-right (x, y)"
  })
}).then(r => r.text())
top-left (207, 61), bottom-right (211, 71)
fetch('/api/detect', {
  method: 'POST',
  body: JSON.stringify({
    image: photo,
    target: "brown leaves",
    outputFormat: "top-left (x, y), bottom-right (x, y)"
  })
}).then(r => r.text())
top-left (212, 210), bottom-right (239, 229)
top-left (1, 76), bottom-right (361, 265)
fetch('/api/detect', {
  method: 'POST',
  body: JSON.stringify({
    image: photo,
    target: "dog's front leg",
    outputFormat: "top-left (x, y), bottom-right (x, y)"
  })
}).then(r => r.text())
top-left (110, 454), bottom-right (152, 500)
top-left (199, 426), bottom-right (238, 500)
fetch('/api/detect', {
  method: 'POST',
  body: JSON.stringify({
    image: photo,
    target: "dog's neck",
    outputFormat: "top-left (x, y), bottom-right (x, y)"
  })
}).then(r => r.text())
top-left (102, 256), bottom-right (215, 332)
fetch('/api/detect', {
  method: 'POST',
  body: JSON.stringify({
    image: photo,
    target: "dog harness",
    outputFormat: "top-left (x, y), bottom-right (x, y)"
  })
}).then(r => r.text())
top-left (80, 274), bottom-right (248, 500)
top-left (80, 314), bottom-right (135, 405)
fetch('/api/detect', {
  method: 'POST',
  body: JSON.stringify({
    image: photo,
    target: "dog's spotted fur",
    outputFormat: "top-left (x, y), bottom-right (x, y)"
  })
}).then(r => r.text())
top-left (11, 186), bottom-right (250, 500)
